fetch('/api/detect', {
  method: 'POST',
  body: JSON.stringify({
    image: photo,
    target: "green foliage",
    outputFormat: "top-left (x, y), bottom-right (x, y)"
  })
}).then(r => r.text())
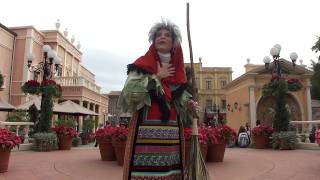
top-left (28, 104), bottom-right (39, 134)
top-left (309, 126), bottom-right (316, 143)
top-left (94, 118), bottom-right (99, 131)
top-left (310, 61), bottom-right (320, 100)
top-left (38, 93), bottom-right (53, 132)
top-left (0, 72), bottom-right (3, 89)
top-left (83, 118), bottom-right (94, 133)
top-left (262, 79), bottom-right (288, 97)
top-left (311, 36), bottom-right (320, 53)
top-left (273, 95), bottom-right (290, 133)
top-left (271, 131), bottom-right (297, 150)
top-left (32, 132), bottom-right (58, 151)
top-left (72, 136), bottom-right (81, 146)
top-left (6, 110), bottom-right (29, 122)
top-left (55, 118), bottom-right (77, 127)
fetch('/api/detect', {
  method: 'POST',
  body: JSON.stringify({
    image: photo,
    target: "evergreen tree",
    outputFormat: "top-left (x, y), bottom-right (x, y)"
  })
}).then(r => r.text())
top-left (311, 36), bottom-right (320, 100)
top-left (28, 104), bottom-right (39, 133)
top-left (38, 92), bottom-right (53, 132)
top-left (310, 60), bottom-right (320, 100)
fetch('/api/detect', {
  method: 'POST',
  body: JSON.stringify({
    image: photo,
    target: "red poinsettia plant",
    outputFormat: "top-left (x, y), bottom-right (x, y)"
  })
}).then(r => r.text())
top-left (112, 125), bottom-right (129, 143)
top-left (214, 125), bottom-right (237, 144)
top-left (21, 80), bottom-right (40, 95)
top-left (52, 126), bottom-right (78, 138)
top-left (252, 124), bottom-right (273, 137)
top-left (0, 128), bottom-right (21, 149)
top-left (95, 125), bottom-right (115, 142)
top-left (205, 126), bottom-right (218, 145)
top-left (184, 124), bottom-right (208, 145)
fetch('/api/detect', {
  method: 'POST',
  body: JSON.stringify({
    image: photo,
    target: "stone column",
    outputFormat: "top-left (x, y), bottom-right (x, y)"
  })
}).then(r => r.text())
top-left (249, 86), bottom-right (257, 128)
top-left (306, 84), bottom-right (312, 131)
top-left (79, 101), bottom-right (83, 132)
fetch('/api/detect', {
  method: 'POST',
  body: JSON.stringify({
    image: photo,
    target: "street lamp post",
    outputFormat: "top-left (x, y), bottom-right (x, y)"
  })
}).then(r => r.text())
top-left (26, 45), bottom-right (61, 132)
top-left (262, 44), bottom-right (298, 77)
top-left (262, 44), bottom-right (298, 133)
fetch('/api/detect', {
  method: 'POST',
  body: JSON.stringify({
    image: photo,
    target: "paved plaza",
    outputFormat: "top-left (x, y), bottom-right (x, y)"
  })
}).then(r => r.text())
top-left (1, 147), bottom-right (319, 180)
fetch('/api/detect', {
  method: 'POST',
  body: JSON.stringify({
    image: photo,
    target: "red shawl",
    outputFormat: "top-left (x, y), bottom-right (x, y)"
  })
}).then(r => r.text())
top-left (133, 44), bottom-right (187, 101)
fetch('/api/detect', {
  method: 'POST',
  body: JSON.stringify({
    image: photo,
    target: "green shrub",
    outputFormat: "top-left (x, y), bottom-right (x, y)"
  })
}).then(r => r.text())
top-left (272, 131), bottom-right (297, 150)
top-left (6, 110), bottom-right (29, 122)
top-left (55, 118), bottom-right (77, 127)
top-left (72, 136), bottom-right (81, 147)
top-left (309, 126), bottom-right (316, 143)
top-left (32, 132), bottom-right (58, 151)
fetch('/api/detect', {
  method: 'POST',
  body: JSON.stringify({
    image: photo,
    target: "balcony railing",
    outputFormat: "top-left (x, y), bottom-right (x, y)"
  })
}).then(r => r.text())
top-left (55, 76), bottom-right (101, 93)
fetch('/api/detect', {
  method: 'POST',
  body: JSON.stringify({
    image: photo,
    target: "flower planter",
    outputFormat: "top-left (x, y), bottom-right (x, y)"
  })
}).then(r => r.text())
top-left (98, 140), bottom-right (116, 161)
top-left (185, 141), bottom-right (208, 165)
top-left (0, 148), bottom-right (11, 173)
top-left (112, 141), bottom-right (126, 166)
top-left (206, 143), bottom-right (226, 162)
top-left (253, 136), bottom-right (270, 149)
top-left (58, 135), bottom-right (73, 150)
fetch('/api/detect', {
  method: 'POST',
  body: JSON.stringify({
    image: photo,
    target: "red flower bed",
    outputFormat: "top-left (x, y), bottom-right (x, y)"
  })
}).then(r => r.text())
top-left (0, 128), bottom-right (21, 149)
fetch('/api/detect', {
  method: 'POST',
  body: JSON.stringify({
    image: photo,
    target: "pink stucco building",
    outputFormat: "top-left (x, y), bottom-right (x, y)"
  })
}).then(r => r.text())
top-left (0, 23), bottom-right (108, 129)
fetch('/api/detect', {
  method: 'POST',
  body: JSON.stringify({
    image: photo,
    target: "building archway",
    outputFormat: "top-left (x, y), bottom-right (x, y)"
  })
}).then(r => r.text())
top-left (256, 94), bottom-right (302, 128)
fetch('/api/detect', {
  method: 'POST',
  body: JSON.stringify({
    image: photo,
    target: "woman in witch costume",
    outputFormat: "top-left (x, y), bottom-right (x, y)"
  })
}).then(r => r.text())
top-left (119, 20), bottom-right (196, 180)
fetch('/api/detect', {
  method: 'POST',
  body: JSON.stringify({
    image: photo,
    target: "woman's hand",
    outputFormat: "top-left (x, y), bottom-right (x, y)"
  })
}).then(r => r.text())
top-left (187, 99), bottom-right (200, 113)
top-left (156, 62), bottom-right (175, 79)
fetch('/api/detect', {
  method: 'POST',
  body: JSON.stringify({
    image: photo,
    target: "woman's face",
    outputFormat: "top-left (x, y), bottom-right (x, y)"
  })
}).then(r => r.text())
top-left (154, 28), bottom-right (173, 53)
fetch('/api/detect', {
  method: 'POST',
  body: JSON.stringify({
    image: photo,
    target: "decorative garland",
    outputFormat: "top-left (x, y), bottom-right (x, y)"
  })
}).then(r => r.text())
top-left (262, 75), bottom-right (303, 97)
top-left (21, 79), bottom-right (62, 98)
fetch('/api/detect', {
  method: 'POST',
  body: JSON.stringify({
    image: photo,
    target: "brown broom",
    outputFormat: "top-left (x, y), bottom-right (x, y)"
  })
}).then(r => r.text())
top-left (184, 2), bottom-right (210, 180)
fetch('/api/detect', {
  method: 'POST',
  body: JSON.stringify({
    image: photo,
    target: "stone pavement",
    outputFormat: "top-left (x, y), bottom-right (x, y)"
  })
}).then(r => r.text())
top-left (1, 147), bottom-right (319, 180)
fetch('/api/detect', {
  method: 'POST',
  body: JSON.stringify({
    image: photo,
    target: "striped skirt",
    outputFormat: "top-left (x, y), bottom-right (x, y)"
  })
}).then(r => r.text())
top-left (129, 102), bottom-right (183, 180)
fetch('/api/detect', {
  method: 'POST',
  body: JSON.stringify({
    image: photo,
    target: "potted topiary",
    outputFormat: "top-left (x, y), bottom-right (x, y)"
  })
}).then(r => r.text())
top-left (95, 125), bottom-right (116, 161)
top-left (112, 125), bottom-right (128, 165)
top-left (0, 128), bottom-right (21, 172)
top-left (252, 124), bottom-right (273, 149)
top-left (206, 124), bottom-right (237, 162)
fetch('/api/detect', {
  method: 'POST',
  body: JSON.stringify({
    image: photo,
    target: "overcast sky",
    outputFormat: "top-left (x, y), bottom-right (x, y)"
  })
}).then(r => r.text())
top-left (2, 0), bottom-right (320, 93)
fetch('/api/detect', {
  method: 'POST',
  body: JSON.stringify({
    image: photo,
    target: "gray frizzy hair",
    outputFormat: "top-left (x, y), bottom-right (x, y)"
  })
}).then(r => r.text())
top-left (148, 19), bottom-right (182, 46)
